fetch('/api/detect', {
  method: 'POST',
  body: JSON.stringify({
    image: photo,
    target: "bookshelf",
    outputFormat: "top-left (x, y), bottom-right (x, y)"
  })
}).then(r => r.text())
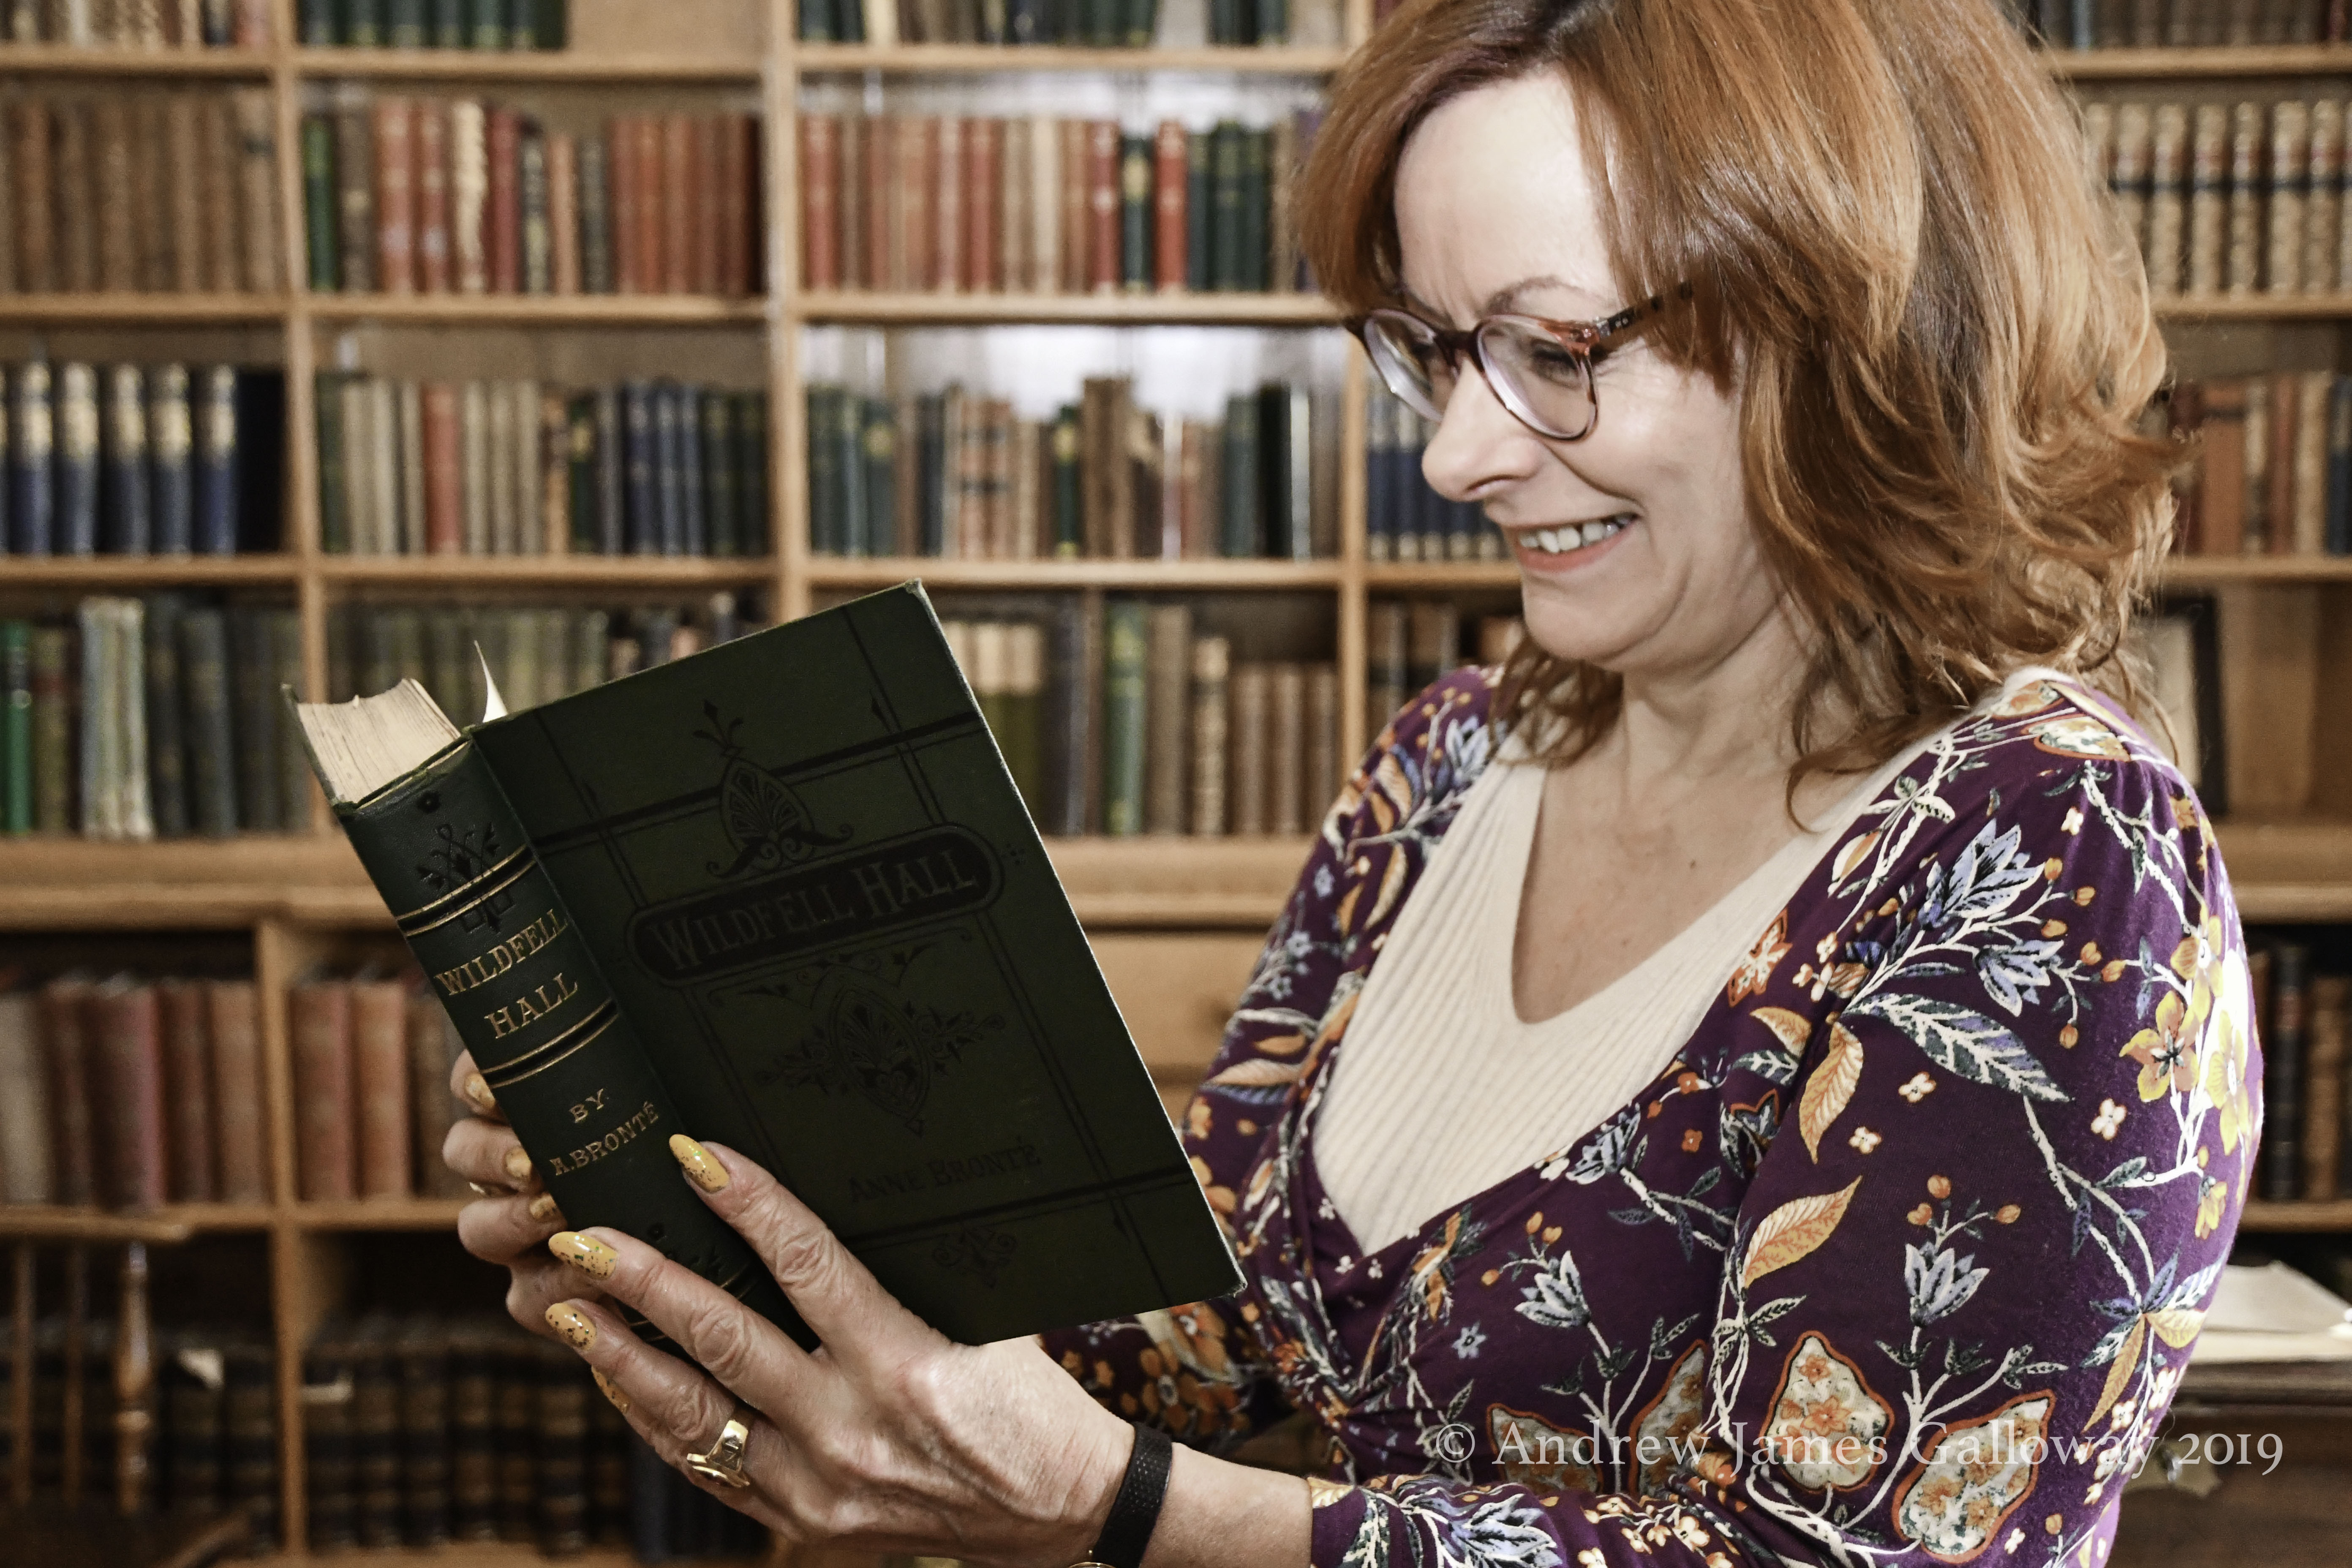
top-left (10, 7), bottom-right (2352, 1563)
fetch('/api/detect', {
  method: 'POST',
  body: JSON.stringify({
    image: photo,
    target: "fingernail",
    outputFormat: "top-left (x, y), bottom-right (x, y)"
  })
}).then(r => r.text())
top-left (464, 1073), bottom-right (497, 1113)
top-left (548, 1230), bottom-right (618, 1279)
top-left (670, 1134), bottom-right (730, 1193)
top-left (528, 1192), bottom-right (563, 1224)
top-left (502, 1146), bottom-right (535, 1183)
top-left (546, 1301), bottom-right (596, 1350)
top-left (592, 1367), bottom-right (630, 1413)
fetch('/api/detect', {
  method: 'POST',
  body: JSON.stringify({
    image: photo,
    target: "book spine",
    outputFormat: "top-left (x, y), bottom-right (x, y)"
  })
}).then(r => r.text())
top-left (1187, 634), bottom-right (1228, 836)
top-left (376, 98), bottom-right (417, 296)
top-left (1227, 661), bottom-right (1266, 833)
top-left (547, 132), bottom-right (579, 294)
top-left (11, 364), bottom-right (54, 556)
top-left (408, 990), bottom-right (467, 1198)
top-left (704, 392), bottom-right (739, 558)
top-left (103, 365), bottom-right (153, 555)
top-left (661, 114), bottom-right (690, 293)
top-left (89, 982), bottom-right (167, 1209)
top-left (290, 980), bottom-right (356, 1202)
top-left (487, 107), bottom-right (521, 294)
top-left (1, 621), bottom-right (30, 835)
top-left (452, 100), bottom-right (488, 295)
top-left (142, 592), bottom-right (187, 837)
top-left (352, 979), bottom-right (412, 1198)
top-left (1101, 599), bottom-right (1147, 835)
top-left (2303, 974), bottom-right (2347, 1199)
top-left (1085, 120), bottom-right (1119, 293)
top-left (301, 115), bottom-right (338, 294)
top-left (521, 126), bottom-right (551, 295)
top-left (229, 607), bottom-right (280, 827)
top-left (231, 89), bottom-right (283, 294)
top-left (318, 734), bottom-right (803, 1347)
top-left (0, 993), bottom-right (50, 1201)
top-left (151, 365), bottom-right (193, 556)
top-left (1152, 119), bottom-right (1187, 291)
top-left (400, 1328), bottom-right (454, 1545)
top-left (2264, 942), bottom-right (2309, 1200)
top-left (1269, 661), bottom-right (1305, 833)
top-left (158, 979), bottom-right (215, 1201)
top-left (177, 607), bottom-right (239, 833)
top-left (30, 626), bottom-right (71, 831)
top-left (224, 1340), bottom-right (279, 1549)
top-left (335, 104), bottom-right (376, 292)
top-left (207, 980), bottom-right (269, 1202)
top-left (578, 132), bottom-right (612, 294)
top-left (57, 363), bottom-right (100, 557)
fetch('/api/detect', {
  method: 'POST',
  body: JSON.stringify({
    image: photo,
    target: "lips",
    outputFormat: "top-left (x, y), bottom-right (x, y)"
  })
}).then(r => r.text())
top-left (1513, 514), bottom-right (1633, 556)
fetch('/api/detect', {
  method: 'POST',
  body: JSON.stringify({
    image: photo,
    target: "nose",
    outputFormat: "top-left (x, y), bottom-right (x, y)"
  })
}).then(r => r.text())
top-left (1416, 354), bottom-right (1545, 504)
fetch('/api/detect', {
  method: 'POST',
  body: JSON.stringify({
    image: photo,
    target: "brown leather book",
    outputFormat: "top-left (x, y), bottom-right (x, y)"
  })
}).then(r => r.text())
top-left (1143, 602), bottom-right (1192, 834)
top-left (133, 93), bottom-right (171, 290)
top-left (156, 980), bottom-right (217, 1203)
top-left (54, 99), bottom-right (99, 293)
top-left (375, 98), bottom-right (417, 296)
top-left (2196, 378), bottom-right (2247, 555)
top-left (835, 112), bottom-right (866, 291)
top-left (289, 980), bottom-right (357, 1203)
top-left (351, 980), bottom-right (411, 1200)
top-left (451, 100), bottom-right (488, 294)
top-left (95, 95), bottom-right (138, 293)
top-left (717, 112), bottom-right (750, 297)
top-left (800, 113), bottom-right (840, 291)
top-left (2303, 975), bottom-right (2349, 1200)
top-left (421, 382), bottom-right (462, 555)
top-left (1227, 663), bottom-right (1270, 836)
top-left (1059, 117), bottom-right (1089, 294)
top-left (894, 115), bottom-right (933, 292)
top-left (933, 116), bottom-right (964, 292)
top-left (0, 994), bottom-right (50, 1203)
top-left (85, 980), bottom-right (167, 1211)
top-left (1306, 662), bottom-right (1339, 816)
top-left (2242, 376), bottom-right (2271, 554)
top-left (486, 106), bottom-right (520, 295)
top-left (660, 113), bottom-right (691, 294)
top-left (2269, 370), bottom-right (2300, 555)
top-left (0, 115), bottom-right (13, 293)
top-left (416, 100), bottom-right (451, 295)
top-left (230, 87), bottom-right (281, 293)
top-left (407, 992), bottom-right (467, 1202)
top-left (540, 391), bottom-right (569, 556)
top-left (1187, 635), bottom-right (1230, 836)
top-left (335, 101), bottom-right (376, 293)
top-left (632, 116), bottom-right (663, 297)
top-left (547, 132), bottom-right (578, 295)
top-left (964, 116), bottom-right (998, 292)
top-left (996, 116), bottom-right (1029, 295)
top-left (606, 115), bottom-right (638, 294)
top-left (166, 93), bottom-right (204, 293)
top-left (206, 981), bottom-right (268, 1204)
top-left (14, 102), bottom-right (54, 292)
top-left (199, 94), bottom-right (241, 294)
top-left (1154, 119), bottom-right (1186, 291)
top-left (1269, 113), bottom-right (1299, 294)
top-left (39, 978), bottom-right (98, 1206)
top-left (1268, 662), bottom-right (1307, 835)
top-left (1086, 119), bottom-right (1119, 294)
top-left (2167, 379), bottom-right (2204, 554)
top-left (688, 115), bottom-right (718, 295)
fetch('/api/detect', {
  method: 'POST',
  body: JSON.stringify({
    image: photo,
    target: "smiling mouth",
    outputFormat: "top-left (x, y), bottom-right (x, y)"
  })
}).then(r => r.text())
top-left (1509, 514), bottom-right (1634, 556)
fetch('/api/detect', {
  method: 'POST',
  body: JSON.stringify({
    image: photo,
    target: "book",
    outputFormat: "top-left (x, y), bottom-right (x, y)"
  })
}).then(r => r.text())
top-left (208, 980), bottom-right (269, 1202)
top-left (0, 991), bottom-right (52, 1203)
top-left (290, 584), bottom-right (1240, 1350)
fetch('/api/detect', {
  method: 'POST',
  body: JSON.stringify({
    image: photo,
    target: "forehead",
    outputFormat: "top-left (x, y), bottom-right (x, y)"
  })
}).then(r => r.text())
top-left (1392, 72), bottom-right (1618, 317)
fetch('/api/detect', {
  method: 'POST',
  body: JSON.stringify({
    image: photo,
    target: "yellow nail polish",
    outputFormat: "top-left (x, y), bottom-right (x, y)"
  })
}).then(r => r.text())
top-left (464, 1073), bottom-right (497, 1113)
top-left (528, 1192), bottom-right (562, 1223)
top-left (549, 1230), bottom-right (618, 1279)
top-left (502, 1146), bottom-right (534, 1182)
top-left (591, 1367), bottom-right (630, 1413)
top-left (670, 1134), bottom-right (730, 1193)
top-left (546, 1301), bottom-right (596, 1350)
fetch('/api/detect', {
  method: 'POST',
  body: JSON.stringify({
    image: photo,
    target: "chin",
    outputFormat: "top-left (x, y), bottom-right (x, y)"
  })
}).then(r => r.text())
top-left (1514, 577), bottom-right (1651, 670)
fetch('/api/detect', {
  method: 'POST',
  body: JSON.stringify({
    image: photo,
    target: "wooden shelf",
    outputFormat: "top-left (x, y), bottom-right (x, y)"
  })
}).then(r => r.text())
top-left (1366, 560), bottom-right (1517, 589)
top-left (2155, 292), bottom-right (2352, 321)
top-left (2163, 556), bottom-right (2352, 583)
top-left (0, 293), bottom-right (288, 323)
top-left (0, 555), bottom-right (299, 585)
top-left (791, 289), bottom-right (1340, 325)
top-left (305, 293), bottom-right (766, 324)
top-left (810, 556), bottom-right (1339, 589)
top-left (0, 43), bottom-right (274, 76)
top-left (291, 1198), bottom-right (469, 1230)
top-left (2239, 1199), bottom-right (2352, 1231)
top-left (293, 46), bottom-right (758, 82)
top-left (792, 42), bottom-right (1349, 74)
top-left (320, 554), bottom-right (779, 585)
top-left (2046, 44), bottom-right (2352, 79)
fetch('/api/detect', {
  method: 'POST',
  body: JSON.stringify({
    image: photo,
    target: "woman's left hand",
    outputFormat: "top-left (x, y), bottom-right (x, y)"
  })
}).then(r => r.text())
top-left (539, 1132), bottom-right (1135, 1565)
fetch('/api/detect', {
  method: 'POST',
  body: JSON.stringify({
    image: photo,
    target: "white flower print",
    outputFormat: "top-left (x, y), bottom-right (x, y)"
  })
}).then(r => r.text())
top-left (2093, 1099), bottom-right (2126, 1139)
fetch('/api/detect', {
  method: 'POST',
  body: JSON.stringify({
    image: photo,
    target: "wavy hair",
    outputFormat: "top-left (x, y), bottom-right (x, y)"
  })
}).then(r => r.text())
top-left (1301, 0), bottom-right (2181, 789)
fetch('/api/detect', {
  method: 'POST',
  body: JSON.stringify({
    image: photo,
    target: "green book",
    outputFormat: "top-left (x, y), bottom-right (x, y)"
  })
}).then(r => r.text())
top-left (1050, 405), bottom-right (1082, 558)
top-left (533, 0), bottom-right (565, 47)
top-left (2, 620), bottom-right (30, 834)
top-left (860, 398), bottom-right (896, 559)
top-left (300, 0), bottom-right (337, 43)
top-left (1184, 130), bottom-right (1210, 292)
top-left (1118, 134), bottom-right (1152, 295)
top-left (1100, 599), bottom-right (1147, 836)
top-left (387, 0), bottom-right (426, 45)
top-left (344, 0), bottom-right (386, 47)
top-left (834, 386), bottom-right (868, 560)
top-left (302, 116), bottom-right (339, 294)
top-left (468, 0), bottom-right (507, 50)
top-left (316, 373), bottom-right (352, 555)
top-left (1209, 121), bottom-right (1242, 292)
top-left (1221, 391), bottom-right (1260, 557)
top-left (566, 395), bottom-right (599, 554)
top-left (806, 384), bottom-right (842, 556)
top-left (290, 585), bottom-right (1241, 1352)
top-left (30, 626), bottom-right (71, 832)
top-left (702, 393), bottom-right (739, 559)
top-left (429, 0), bottom-right (463, 45)
top-left (1239, 126), bottom-right (1269, 292)
top-left (736, 392), bottom-right (768, 556)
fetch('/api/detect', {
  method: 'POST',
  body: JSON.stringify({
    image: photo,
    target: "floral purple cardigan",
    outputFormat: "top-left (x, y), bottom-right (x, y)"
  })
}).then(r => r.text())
top-left (1042, 666), bottom-right (2257, 1568)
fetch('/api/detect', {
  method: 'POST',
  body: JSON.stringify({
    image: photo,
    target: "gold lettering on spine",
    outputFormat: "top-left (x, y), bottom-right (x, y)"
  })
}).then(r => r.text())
top-left (482, 970), bottom-right (580, 1039)
top-left (546, 1100), bottom-right (663, 1176)
top-left (433, 905), bottom-right (571, 997)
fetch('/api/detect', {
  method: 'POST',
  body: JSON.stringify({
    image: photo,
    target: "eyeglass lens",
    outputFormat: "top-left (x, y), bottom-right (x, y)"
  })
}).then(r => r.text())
top-left (1364, 313), bottom-right (1596, 441)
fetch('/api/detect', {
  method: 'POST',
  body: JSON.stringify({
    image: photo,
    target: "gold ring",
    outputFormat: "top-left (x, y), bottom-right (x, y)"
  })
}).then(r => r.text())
top-left (685, 1415), bottom-right (753, 1489)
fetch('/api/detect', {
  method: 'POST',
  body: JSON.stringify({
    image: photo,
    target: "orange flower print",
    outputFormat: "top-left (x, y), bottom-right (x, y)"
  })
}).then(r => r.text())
top-left (1727, 911), bottom-right (1792, 1005)
top-left (2195, 1174), bottom-right (2229, 1239)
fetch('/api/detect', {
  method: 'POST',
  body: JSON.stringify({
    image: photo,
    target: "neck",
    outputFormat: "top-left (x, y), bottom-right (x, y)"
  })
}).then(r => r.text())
top-left (1595, 601), bottom-right (1818, 809)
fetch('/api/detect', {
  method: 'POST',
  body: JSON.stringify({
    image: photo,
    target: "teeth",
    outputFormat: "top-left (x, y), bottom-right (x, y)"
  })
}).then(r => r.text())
top-left (1519, 515), bottom-right (1631, 555)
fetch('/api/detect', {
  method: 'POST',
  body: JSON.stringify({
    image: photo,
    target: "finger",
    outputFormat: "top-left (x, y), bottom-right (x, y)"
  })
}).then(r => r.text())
top-left (506, 1256), bottom-right (601, 1339)
top-left (667, 1136), bottom-right (938, 1370)
top-left (545, 1297), bottom-right (797, 1535)
top-left (443, 1116), bottom-right (540, 1192)
top-left (547, 1225), bottom-right (808, 1415)
top-left (448, 1047), bottom-right (507, 1124)
top-left (458, 1189), bottom-right (566, 1265)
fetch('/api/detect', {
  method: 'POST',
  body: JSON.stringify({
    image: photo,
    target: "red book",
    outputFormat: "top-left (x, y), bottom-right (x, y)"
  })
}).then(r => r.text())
top-left (1086, 120), bottom-right (1120, 294)
top-left (548, 131), bottom-right (580, 295)
top-left (964, 117), bottom-right (999, 293)
top-left (716, 114), bottom-right (748, 297)
top-left (895, 116), bottom-right (934, 292)
top-left (158, 980), bottom-right (217, 1204)
top-left (416, 101), bottom-right (452, 295)
top-left (662, 114), bottom-right (692, 294)
top-left (608, 115), bottom-right (640, 295)
top-left (38, 979), bottom-right (96, 1207)
top-left (421, 383), bottom-right (463, 555)
top-left (351, 980), bottom-right (411, 1200)
top-left (289, 980), bottom-right (356, 1203)
top-left (374, 98), bottom-right (418, 296)
top-left (634, 117), bottom-right (664, 297)
top-left (1154, 119), bottom-right (1187, 292)
top-left (487, 106), bottom-right (522, 294)
top-left (800, 113), bottom-right (841, 292)
top-left (934, 117), bottom-right (964, 292)
top-left (689, 115), bottom-right (719, 295)
top-left (862, 115), bottom-right (893, 292)
top-left (206, 982), bottom-right (268, 1204)
top-left (86, 982), bottom-right (166, 1211)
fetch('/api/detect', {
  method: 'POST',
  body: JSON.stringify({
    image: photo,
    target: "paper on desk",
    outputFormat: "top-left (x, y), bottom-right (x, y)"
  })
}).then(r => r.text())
top-left (2187, 1261), bottom-right (2352, 1362)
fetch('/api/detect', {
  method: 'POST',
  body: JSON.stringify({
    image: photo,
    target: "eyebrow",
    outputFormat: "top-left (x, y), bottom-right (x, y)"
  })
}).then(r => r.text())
top-left (1396, 274), bottom-right (1614, 325)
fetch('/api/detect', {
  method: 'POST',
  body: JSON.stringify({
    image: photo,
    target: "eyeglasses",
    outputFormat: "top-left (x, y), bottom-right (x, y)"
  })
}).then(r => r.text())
top-left (1354, 286), bottom-right (1686, 442)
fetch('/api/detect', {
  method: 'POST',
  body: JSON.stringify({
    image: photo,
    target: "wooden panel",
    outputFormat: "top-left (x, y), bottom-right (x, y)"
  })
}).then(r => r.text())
top-left (2218, 585), bottom-right (2322, 816)
top-left (1092, 931), bottom-right (1266, 1081)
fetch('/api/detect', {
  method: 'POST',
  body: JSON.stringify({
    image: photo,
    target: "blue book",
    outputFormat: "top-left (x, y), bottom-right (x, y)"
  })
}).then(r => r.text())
top-left (1364, 389), bottom-right (1396, 560)
top-left (653, 382), bottom-right (686, 556)
top-left (2328, 375), bottom-right (2352, 556)
top-left (1220, 392), bottom-right (1260, 558)
top-left (343, 0), bottom-right (386, 46)
top-left (7, 363), bottom-right (46, 554)
top-left (916, 393), bottom-right (945, 557)
top-left (194, 366), bottom-right (239, 556)
top-left (150, 366), bottom-right (193, 557)
top-left (429, 0), bottom-right (464, 45)
top-left (678, 387), bottom-right (708, 557)
top-left (622, 380), bottom-right (658, 555)
top-left (56, 363), bottom-right (99, 557)
top-left (806, 385), bottom-right (841, 556)
top-left (102, 366), bottom-right (153, 555)
top-left (594, 387), bottom-right (624, 555)
top-left (737, 391), bottom-right (768, 555)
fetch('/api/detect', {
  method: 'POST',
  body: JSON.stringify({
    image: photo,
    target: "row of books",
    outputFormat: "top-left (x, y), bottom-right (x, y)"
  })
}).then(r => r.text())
top-left (4, 362), bottom-right (283, 557)
top-left (1365, 599), bottom-right (1521, 748)
top-left (0, 0), bottom-right (271, 45)
top-left (802, 0), bottom-right (1338, 43)
top-left (322, 594), bottom-right (768, 720)
top-left (0, 599), bottom-right (310, 840)
top-left (937, 604), bottom-right (1340, 836)
top-left (288, 974), bottom-right (470, 1203)
top-left (2165, 372), bottom-right (2352, 557)
top-left (302, 1314), bottom-right (761, 1558)
top-left (797, 111), bottom-right (1318, 295)
top-left (1366, 385), bottom-right (1503, 565)
top-left (3, 1317), bottom-right (278, 1542)
top-left (295, 0), bottom-right (566, 48)
top-left (303, 99), bottom-right (764, 299)
top-left (2009, 0), bottom-right (2352, 48)
top-left (2252, 942), bottom-right (2352, 1202)
top-left (805, 376), bottom-right (1320, 561)
top-left (315, 373), bottom-right (770, 559)
top-left (1, 90), bottom-right (284, 296)
top-left (2088, 97), bottom-right (2352, 300)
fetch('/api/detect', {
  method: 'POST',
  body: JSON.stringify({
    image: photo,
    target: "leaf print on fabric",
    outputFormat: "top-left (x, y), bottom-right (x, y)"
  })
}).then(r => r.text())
top-left (1975, 938), bottom-right (2063, 1016)
top-left (1844, 993), bottom-right (2069, 1102)
top-left (1797, 1021), bottom-right (1862, 1161)
top-left (1486, 1404), bottom-right (1604, 1494)
top-left (1892, 1392), bottom-right (2054, 1563)
top-left (1343, 1476), bottom-right (1563, 1568)
top-left (1727, 911), bottom-right (1792, 1005)
top-left (1740, 1177), bottom-right (1862, 1290)
top-left (1762, 1332), bottom-right (1891, 1492)
top-left (1632, 1343), bottom-right (1710, 1494)
top-left (2027, 713), bottom-right (2128, 760)
top-left (1515, 1250), bottom-right (1592, 1331)
top-left (1539, 1102), bottom-right (1641, 1186)
top-left (1903, 1241), bottom-right (1990, 1326)
top-left (1749, 1007), bottom-right (1813, 1055)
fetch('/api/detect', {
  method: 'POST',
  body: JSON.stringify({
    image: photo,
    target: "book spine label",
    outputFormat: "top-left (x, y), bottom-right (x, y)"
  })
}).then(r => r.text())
top-left (327, 739), bottom-right (802, 1348)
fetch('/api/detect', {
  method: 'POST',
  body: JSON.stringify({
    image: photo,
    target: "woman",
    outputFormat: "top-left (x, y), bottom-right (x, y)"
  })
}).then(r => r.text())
top-left (442, 1), bottom-right (2259, 1564)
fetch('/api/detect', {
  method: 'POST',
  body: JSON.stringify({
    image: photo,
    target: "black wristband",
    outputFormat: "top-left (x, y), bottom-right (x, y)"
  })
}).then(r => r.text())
top-left (1088, 1422), bottom-right (1173, 1568)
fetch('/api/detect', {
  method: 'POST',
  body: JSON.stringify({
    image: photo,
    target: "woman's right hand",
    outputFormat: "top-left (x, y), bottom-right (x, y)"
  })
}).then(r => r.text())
top-left (444, 1048), bottom-right (592, 1338)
